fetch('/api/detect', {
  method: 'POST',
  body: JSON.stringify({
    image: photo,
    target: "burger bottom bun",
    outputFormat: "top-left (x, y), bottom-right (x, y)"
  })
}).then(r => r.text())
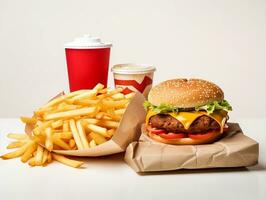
top-left (145, 125), bottom-right (224, 145)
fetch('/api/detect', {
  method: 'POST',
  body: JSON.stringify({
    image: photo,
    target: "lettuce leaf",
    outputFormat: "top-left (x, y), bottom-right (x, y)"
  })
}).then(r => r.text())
top-left (143, 100), bottom-right (232, 114)
top-left (143, 101), bottom-right (178, 113)
top-left (195, 100), bottom-right (232, 114)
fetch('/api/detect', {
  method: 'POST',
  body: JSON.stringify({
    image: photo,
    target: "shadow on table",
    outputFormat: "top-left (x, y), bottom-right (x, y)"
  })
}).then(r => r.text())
top-left (67, 153), bottom-right (125, 168)
top-left (67, 153), bottom-right (266, 174)
top-left (137, 163), bottom-right (266, 176)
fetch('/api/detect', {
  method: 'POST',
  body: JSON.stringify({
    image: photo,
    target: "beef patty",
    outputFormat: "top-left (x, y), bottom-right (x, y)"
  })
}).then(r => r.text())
top-left (149, 114), bottom-right (220, 133)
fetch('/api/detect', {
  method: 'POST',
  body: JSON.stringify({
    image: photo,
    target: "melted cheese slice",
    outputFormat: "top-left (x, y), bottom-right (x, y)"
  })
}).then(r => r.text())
top-left (146, 110), bottom-right (228, 133)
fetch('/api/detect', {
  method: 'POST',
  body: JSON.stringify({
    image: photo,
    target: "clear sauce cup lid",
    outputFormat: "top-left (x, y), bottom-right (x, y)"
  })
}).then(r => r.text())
top-left (112, 63), bottom-right (156, 74)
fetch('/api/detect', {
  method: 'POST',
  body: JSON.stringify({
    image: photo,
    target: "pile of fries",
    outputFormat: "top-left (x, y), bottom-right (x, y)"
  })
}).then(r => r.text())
top-left (1, 83), bottom-right (134, 168)
top-left (1, 133), bottom-right (84, 168)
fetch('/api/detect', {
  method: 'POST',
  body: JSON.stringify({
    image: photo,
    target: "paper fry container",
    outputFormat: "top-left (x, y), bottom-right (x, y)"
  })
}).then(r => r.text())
top-left (124, 123), bottom-right (259, 172)
top-left (26, 92), bottom-right (146, 157)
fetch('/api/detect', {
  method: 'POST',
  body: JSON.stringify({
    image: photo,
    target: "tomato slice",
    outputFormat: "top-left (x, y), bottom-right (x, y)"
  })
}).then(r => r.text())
top-left (188, 130), bottom-right (216, 140)
top-left (159, 133), bottom-right (186, 139)
top-left (146, 125), bottom-right (166, 134)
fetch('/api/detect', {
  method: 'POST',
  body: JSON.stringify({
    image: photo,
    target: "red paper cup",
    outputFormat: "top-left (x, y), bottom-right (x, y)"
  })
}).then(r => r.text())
top-left (65, 35), bottom-right (112, 92)
top-left (111, 64), bottom-right (156, 98)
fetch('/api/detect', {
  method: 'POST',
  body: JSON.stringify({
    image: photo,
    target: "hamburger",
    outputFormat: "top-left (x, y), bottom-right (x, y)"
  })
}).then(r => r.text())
top-left (144, 78), bottom-right (232, 145)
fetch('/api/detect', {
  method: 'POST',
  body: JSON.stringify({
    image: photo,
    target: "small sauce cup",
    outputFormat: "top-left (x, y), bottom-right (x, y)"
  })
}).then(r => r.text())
top-left (111, 63), bottom-right (156, 98)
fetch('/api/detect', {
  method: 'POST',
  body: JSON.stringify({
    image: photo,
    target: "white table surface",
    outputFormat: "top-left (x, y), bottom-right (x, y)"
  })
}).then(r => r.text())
top-left (0, 118), bottom-right (265, 200)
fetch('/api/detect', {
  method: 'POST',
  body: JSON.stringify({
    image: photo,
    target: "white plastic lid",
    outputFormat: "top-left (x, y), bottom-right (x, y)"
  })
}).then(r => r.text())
top-left (64, 34), bottom-right (112, 49)
top-left (111, 63), bottom-right (156, 74)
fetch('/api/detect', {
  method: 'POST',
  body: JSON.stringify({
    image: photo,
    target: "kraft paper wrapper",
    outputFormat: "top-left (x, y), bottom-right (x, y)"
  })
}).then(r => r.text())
top-left (124, 123), bottom-right (259, 172)
top-left (26, 92), bottom-right (146, 157)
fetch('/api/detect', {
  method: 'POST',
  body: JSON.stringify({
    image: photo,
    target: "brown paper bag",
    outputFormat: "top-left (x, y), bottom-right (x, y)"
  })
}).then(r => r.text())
top-left (26, 92), bottom-right (146, 157)
top-left (124, 123), bottom-right (259, 172)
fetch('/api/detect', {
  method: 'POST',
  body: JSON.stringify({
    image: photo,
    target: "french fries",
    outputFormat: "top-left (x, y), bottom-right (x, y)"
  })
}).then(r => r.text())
top-left (7, 133), bottom-right (28, 140)
top-left (69, 139), bottom-right (76, 149)
top-left (89, 139), bottom-right (97, 148)
top-left (44, 107), bottom-right (96, 120)
top-left (89, 132), bottom-right (107, 145)
top-left (70, 119), bottom-right (83, 150)
top-left (35, 145), bottom-right (44, 165)
top-left (77, 120), bottom-right (90, 149)
top-left (1, 133), bottom-right (85, 168)
top-left (1, 142), bottom-right (32, 160)
top-left (53, 137), bottom-right (71, 150)
top-left (7, 141), bottom-right (26, 149)
top-left (21, 142), bottom-right (37, 163)
top-left (87, 124), bottom-right (108, 137)
top-left (52, 153), bottom-right (84, 168)
top-left (45, 127), bottom-right (53, 151)
top-left (1, 85), bottom-right (135, 168)
top-left (20, 117), bottom-right (37, 124)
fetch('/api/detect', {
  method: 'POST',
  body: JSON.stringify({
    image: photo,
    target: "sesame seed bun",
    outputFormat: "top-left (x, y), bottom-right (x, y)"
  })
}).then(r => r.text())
top-left (148, 78), bottom-right (224, 108)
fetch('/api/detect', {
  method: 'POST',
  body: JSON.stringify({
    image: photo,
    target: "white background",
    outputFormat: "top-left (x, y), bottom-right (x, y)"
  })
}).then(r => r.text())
top-left (0, 0), bottom-right (265, 118)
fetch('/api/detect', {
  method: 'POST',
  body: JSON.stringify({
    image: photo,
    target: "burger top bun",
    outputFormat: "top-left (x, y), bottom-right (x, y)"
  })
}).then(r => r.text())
top-left (148, 78), bottom-right (224, 108)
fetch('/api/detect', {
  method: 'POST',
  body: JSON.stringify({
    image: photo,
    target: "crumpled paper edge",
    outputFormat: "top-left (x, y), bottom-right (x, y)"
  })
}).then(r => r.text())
top-left (124, 123), bottom-right (259, 172)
